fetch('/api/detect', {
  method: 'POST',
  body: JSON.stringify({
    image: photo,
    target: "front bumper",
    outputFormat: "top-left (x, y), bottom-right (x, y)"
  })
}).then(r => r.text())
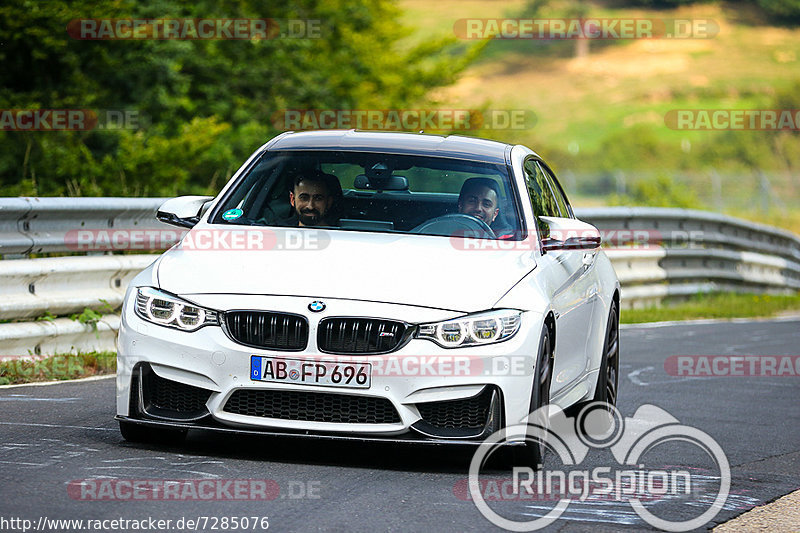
top-left (117, 291), bottom-right (544, 443)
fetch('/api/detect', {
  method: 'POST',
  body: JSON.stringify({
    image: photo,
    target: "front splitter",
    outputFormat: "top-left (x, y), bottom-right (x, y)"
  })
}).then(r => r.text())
top-left (115, 415), bottom-right (524, 447)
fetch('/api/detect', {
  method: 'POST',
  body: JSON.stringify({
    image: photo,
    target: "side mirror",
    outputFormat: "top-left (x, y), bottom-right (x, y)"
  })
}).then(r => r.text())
top-left (539, 216), bottom-right (602, 252)
top-left (156, 196), bottom-right (214, 229)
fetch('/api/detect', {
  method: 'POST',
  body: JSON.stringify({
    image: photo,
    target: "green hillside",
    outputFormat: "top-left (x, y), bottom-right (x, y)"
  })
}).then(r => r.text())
top-left (402, 1), bottom-right (799, 149)
top-left (400, 0), bottom-right (800, 231)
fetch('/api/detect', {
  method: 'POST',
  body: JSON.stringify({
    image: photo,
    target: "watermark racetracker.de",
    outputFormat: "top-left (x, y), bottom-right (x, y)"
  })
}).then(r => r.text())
top-left (665, 355), bottom-right (800, 377)
top-left (449, 228), bottom-right (706, 251)
top-left (67, 18), bottom-right (324, 40)
top-left (63, 228), bottom-right (330, 252)
top-left (0, 109), bottom-right (144, 131)
top-left (61, 226), bottom-right (709, 253)
top-left (271, 109), bottom-right (536, 131)
top-left (453, 18), bottom-right (719, 40)
top-left (467, 403), bottom-right (730, 531)
top-left (67, 478), bottom-right (321, 501)
top-left (665, 109), bottom-right (800, 131)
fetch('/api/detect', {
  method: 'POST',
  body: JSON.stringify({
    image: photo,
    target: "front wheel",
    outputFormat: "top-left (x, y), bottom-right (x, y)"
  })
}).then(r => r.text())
top-left (512, 323), bottom-right (553, 468)
top-left (594, 300), bottom-right (619, 407)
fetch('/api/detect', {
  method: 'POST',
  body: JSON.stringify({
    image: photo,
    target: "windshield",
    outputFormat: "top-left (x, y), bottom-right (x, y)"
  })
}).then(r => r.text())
top-left (210, 150), bottom-right (523, 239)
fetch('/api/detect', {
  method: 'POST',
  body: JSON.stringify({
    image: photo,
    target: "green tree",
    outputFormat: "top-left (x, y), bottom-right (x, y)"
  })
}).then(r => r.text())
top-left (757, 0), bottom-right (800, 23)
top-left (0, 0), bottom-right (478, 196)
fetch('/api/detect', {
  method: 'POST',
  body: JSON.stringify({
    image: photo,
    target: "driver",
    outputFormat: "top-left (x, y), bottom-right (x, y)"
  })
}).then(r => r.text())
top-left (288, 171), bottom-right (341, 227)
top-left (458, 177), bottom-right (500, 226)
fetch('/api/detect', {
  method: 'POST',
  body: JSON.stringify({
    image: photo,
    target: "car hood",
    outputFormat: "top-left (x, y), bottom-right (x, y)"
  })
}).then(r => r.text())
top-left (156, 226), bottom-right (536, 313)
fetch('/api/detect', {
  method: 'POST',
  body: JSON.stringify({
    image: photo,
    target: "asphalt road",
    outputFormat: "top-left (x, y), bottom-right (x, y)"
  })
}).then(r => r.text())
top-left (0, 318), bottom-right (798, 532)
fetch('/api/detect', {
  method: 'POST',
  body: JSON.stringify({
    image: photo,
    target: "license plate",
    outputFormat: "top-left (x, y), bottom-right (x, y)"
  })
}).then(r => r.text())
top-left (250, 356), bottom-right (371, 389)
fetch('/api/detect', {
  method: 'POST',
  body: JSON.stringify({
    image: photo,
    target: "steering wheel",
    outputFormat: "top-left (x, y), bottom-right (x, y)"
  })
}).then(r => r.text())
top-left (411, 213), bottom-right (497, 239)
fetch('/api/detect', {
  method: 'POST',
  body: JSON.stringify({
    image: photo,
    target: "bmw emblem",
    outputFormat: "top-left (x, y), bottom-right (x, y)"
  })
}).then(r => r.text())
top-left (308, 300), bottom-right (326, 312)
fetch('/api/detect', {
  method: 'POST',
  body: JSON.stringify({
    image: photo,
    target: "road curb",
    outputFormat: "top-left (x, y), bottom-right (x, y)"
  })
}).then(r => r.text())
top-left (0, 373), bottom-right (115, 389)
top-left (714, 489), bottom-right (800, 532)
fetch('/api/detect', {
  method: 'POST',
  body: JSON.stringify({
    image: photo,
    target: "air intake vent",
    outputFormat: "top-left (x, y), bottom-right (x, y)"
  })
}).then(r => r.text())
top-left (317, 317), bottom-right (409, 354)
top-left (224, 311), bottom-right (308, 350)
top-left (416, 388), bottom-right (493, 429)
top-left (137, 364), bottom-right (212, 421)
top-left (223, 389), bottom-right (401, 424)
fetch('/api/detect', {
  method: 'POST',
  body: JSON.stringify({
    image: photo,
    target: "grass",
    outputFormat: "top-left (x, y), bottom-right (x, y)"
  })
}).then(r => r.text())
top-left (622, 292), bottom-right (800, 323)
top-left (0, 352), bottom-right (116, 385)
top-left (735, 209), bottom-right (800, 237)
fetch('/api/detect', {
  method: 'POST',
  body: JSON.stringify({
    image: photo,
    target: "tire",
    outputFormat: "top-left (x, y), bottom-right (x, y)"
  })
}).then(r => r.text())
top-left (119, 420), bottom-right (150, 442)
top-left (512, 323), bottom-right (554, 469)
top-left (119, 420), bottom-right (187, 445)
top-left (593, 300), bottom-right (620, 408)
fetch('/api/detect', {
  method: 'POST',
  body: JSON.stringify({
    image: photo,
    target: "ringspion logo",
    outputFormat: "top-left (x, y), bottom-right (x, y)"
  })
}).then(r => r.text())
top-left (468, 403), bottom-right (730, 531)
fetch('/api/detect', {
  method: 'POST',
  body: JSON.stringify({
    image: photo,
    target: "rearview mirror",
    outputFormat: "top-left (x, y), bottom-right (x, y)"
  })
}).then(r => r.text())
top-left (157, 196), bottom-right (214, 229)
top-left (353, 174), bottom-right (409, 191)
top-left (539, 216), bottom-right (602, 252)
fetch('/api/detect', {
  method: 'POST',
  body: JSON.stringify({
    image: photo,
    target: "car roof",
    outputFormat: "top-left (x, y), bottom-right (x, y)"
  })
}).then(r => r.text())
top-left (266, 130), bottom-right (510, 164)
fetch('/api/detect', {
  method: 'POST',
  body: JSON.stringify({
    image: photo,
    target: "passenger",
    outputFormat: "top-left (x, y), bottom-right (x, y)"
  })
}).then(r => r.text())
top-left (288, 171), bottom-right (342, 227)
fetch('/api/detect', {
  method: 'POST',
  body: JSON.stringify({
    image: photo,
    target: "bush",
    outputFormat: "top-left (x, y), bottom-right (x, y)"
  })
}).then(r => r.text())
top-left (594, 125), bottom-right (684, 172)
top-left (609, 174), bottom-right (701, 208)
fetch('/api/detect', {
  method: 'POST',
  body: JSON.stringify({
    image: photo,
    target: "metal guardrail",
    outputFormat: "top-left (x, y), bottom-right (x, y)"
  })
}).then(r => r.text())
top-left (0, 315), bottom-right (119, 358)
top-left (1, 199), bottom-right (799, 356)
top-left (0, 197), bottom-right (176, 256)
top-left (0, 254), bottom-right (158, 320)
top-left (578, 207), bottom-right (800, 308)
top-left (0, 197), bottom-right (174, 355)
top-left (577, 206), bottom-right (800, 263)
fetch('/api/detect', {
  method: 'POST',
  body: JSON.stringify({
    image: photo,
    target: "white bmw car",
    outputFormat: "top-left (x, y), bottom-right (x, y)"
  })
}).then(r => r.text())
top-left (116, 130), bottom-right (620, 465)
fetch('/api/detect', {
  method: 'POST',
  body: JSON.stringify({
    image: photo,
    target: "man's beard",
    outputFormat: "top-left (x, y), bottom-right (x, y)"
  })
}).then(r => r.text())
top-left (298, 209), bottom-right (322, 226)
top-left (467, 211), bottom-right (488, 224)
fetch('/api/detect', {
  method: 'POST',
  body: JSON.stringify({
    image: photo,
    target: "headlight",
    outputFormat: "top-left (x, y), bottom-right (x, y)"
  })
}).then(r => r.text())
top-left (416, 309), bottom-right (522, 348)
top-left (134, 287), bottom-right (219, 332)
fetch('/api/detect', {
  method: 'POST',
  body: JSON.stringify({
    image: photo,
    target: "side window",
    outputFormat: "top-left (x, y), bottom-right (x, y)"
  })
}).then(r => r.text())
top-left (538, 163), bottom-right (571, 218)
top-left (523, 158), bottom-right (559, 218)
